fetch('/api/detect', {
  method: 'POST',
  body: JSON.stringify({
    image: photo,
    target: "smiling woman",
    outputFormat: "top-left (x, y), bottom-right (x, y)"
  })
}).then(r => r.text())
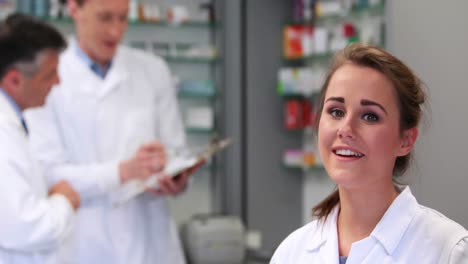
top-left (270, 44), bottom-right (468, 264)
top-left (315, 62), bottom-right (418, 218)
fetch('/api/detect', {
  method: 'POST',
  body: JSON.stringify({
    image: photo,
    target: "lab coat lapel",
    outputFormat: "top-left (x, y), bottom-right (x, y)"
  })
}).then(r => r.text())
top-left (346, 237), bottom-right (379, 264)
top-left (347, 187), bottom-right (419, 264)
top-left (97, 50), bottom-right (128, 100)
top-left (0, 92), bottom-right (45, 193)
top-left (0, 92), bottom-right (24, 135)
top-left (315, 207), bottom-right (341, 264)
top-left (352, 186), bottom-right (420, 264)
top-left (62, 48), bottom-right (102, 96)
top-left (63, 44), bottom-right (128, 100)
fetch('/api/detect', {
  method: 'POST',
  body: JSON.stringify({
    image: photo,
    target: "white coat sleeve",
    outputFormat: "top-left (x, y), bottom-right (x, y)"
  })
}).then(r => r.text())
top-left (0, 137), bottom-right (74, 252)
top-left (449, 237), bottom-right (468, 264)
top-left (25, 99), bottom-right (120, 200)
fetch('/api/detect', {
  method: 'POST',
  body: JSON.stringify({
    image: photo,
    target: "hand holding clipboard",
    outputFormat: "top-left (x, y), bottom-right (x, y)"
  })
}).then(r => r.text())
top-left (113, 138), bottom-right (232, 206)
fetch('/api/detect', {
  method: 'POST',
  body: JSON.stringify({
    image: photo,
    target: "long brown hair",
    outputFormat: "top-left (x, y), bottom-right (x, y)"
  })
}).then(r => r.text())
top-left (312, 44), bottom-right (426, 220)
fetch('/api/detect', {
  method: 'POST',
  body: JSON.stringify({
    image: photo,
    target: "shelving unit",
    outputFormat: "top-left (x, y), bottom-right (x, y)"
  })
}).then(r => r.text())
top-left (279, 0), bottom-right (386, 172)
top-left (282, 52), bottom-right (334, 65)
top-left (185, 127), bottom-right (216, 134)
top-left (42, 16), bottom-right (217, 28)
top-left (178, 90), bottom-right (216, 99)
top-left (277, 0), bottom-right (387, 226)
top-left (163, 55), bottom-right (219, 64)
top-left (293, 2), bottom-right (385, 25)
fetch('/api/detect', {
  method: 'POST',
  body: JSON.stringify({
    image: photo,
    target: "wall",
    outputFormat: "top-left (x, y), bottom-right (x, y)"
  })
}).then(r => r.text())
top-left (386, 0), bottom-right (468, 226)
top-left (244, 0), bottom-right (303, 253)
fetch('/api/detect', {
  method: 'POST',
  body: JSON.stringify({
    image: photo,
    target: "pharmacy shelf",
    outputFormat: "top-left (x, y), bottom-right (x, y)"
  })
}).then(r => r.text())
top-left (316, 3), bottom-right (385, 24)
top-left (163, 55), bottom-right (220, 64)
top-left (178, 90), bottom-right (216, 99)
top-left (288, 3), bottom-right (385, 26)
top-left (43, 17), bottom-right (217, 28)
top-left (277, 90), bottom-right (320, 99)
top-left (134, 20), bottom-right (218, 28)
top-left (186, 127), bottom-right (215, 134)
top-left (283, 51), bottom-right (334, 65)
top-left (282, 3), bottom-right (385, 67)
top-left (282, 40), bottom-right (385, 65)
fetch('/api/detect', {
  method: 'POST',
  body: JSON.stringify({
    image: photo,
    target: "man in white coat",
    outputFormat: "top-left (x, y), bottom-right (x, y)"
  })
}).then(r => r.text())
top-left (25, 0), bottom-right (194, 263)
top-left (0, 13), bottom-right (80, 264)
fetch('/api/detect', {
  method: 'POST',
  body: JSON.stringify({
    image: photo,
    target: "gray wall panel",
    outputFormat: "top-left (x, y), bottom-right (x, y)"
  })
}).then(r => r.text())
top-left (386, 1), bottom-right (468, 226)
top-left (220, 0), bottom-right (244, 217)
top-left (245, 0), bottom-right (302, 252)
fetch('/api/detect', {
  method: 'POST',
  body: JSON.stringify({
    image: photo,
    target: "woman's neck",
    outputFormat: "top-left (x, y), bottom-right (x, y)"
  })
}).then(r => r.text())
top-left (337, 181), bottom-right (398, 256)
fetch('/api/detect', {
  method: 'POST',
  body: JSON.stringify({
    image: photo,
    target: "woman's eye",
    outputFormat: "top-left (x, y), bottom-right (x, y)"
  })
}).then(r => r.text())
top-left (363, 113), bottom-right (379, 122)
top-left (329, 109), bottom-right (344, 118)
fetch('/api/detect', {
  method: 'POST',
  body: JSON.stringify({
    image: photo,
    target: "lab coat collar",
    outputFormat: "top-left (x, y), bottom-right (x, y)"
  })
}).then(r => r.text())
top-left (0, 88), bottom-right (23, 121)
top-left (306, 206), bottom-right (339, 251)
top-left (304, 186), bottom-right (419, 260)
top-left (0, 90), bottom-right (24, 134)
top-left (74, 40), bottom-right (112, 79)
top-left (67, 37), bottom-right (129, 99)
top-left (306, 206), bottom-right (341, 263)
top-left (97, 51), bottom-right (128, 99)
top-left (370, 186), bottom-right (419, 255)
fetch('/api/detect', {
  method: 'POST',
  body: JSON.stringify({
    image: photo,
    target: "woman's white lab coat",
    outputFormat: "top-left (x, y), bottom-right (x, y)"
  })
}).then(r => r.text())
top-left (0, 93), bottom-right (74, 264)
top-left (25, 40), bottom-right (186, 264)
top-left (271, 187), bottom-right (468, 264)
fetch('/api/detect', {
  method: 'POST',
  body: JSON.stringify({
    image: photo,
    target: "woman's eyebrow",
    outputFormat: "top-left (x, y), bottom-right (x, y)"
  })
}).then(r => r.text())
top-left (361, 99), bottom-right (387, 114)
top-left (325, 97), bottom-right (344, 103)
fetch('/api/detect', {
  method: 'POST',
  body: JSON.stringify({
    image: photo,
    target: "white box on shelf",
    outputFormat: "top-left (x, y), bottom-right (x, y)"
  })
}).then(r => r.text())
top-left (313, 27), bottom-right (329, 54)
top-left (185, 106), bottom-right (214, 129)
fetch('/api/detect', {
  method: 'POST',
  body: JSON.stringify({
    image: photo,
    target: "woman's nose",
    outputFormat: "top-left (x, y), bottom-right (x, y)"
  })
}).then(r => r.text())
top-left (337, 120), bottom-right (356, 140)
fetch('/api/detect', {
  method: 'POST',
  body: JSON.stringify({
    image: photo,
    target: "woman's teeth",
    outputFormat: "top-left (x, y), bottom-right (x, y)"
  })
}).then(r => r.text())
top-left (336, 149), bottom-right (364, 157)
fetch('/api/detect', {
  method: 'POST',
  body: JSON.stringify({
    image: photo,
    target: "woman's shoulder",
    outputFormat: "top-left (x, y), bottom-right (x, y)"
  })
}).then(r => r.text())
top-left (396, 186), bottom-right (467, 244)
top-left (412, 204), bottom-right (468, 248)
top-left (409, 205), bottom-right (468, 262)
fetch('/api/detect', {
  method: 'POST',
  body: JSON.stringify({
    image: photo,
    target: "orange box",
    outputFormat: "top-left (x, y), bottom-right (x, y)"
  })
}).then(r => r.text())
top-left (283, 25), bottom-right (314, 59)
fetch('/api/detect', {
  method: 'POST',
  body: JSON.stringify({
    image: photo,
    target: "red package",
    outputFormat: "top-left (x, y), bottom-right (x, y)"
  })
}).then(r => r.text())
top-left (342, 23), bottom-right (356, 38)
top-left (283, 25), bottom-right (314, 59)
top-left (285, 100), bottom-right (302, 130)
top-left (301, 100), bottom-right (312, 128)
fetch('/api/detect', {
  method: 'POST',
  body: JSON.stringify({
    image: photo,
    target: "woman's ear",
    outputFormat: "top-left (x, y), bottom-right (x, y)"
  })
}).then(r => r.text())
top-left (397, 127), bottom-right (418, 157)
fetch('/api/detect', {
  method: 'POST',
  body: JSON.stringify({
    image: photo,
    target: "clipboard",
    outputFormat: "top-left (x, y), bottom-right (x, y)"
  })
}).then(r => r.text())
top-left (113, 138), bottom-right (232, 206)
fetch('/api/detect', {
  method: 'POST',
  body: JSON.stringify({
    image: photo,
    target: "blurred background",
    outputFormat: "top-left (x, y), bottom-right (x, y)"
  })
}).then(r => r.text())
top-left (1, 0), bottom-right (467, 263)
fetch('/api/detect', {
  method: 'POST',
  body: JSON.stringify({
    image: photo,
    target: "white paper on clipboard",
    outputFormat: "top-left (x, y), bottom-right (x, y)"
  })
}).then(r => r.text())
top-left (113, 138), bottom-right (232, 206)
